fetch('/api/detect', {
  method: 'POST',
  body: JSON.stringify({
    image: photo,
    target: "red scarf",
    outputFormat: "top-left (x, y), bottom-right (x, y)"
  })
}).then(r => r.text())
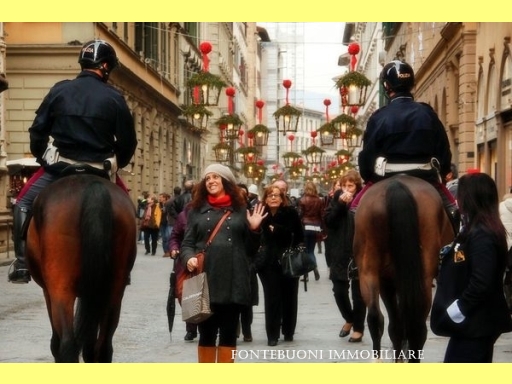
top-left (207, 194), bottom-right (232, 207)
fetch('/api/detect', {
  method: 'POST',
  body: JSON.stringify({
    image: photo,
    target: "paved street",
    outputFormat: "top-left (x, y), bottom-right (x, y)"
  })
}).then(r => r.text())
top-left (1, 242), bottom-right (511, 363)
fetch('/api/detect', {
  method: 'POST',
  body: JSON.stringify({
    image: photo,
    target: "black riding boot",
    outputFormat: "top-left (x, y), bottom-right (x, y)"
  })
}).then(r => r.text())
top-left (8, 205), bottom-right (31, 284)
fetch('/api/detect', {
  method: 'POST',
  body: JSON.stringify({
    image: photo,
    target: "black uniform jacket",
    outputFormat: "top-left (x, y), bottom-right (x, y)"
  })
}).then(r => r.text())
top-left (432, 225), bottom-right (512, 338)
top-left (358, 93), bottom-right (451, 183)
top-left (29, 70), bottom-right (137, 168)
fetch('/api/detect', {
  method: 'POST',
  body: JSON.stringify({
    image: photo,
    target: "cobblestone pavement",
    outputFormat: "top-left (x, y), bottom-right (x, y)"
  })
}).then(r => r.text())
top-left (1, 243), bottom-right (511, 363)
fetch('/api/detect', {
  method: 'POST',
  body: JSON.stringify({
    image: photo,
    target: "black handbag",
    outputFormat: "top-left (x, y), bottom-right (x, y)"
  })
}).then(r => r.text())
top-left (431, 235), bottom-right (469, 337)
top-left (280, 234), bottom-right (316, 278)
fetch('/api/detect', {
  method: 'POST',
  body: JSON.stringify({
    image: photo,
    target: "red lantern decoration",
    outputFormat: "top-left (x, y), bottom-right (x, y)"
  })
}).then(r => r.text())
top-left (348, 42), bottom-right (360, 55)
top-left (351, 106), bottom-right (359, 115)
top-left (226, 87), bottom-right (236, 114)
top-left (238, 129), bottom-right (244, 136)
top-left (348, 42), bottom-right (361, 71)
top-left (282, 80), bottom-right (292, 105)
top-left (199, 41), bottom-right (213, 71)
top-left (255, 100), bottom-right (265, 123)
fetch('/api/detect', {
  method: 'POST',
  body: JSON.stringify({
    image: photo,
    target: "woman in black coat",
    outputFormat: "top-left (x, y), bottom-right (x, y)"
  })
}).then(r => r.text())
top-left (432, 172), bottom-right (512, 362)
top-left (324, 170), bottom-right (366, 342)
top-left (257, 184), bottom-right (304, 347)
top-left (180, 164), bottom-right (266, 363)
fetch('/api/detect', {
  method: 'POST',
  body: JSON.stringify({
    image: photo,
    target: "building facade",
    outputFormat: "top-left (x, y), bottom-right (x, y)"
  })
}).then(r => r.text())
top-left (0, 22), bottom-right (264, 257)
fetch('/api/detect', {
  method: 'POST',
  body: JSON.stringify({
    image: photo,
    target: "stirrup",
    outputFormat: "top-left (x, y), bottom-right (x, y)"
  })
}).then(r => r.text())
top-left (7, 260), bottom-right (31, 284)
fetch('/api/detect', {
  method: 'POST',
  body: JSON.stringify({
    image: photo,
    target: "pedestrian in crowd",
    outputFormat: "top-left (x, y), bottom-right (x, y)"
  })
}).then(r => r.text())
top-left (351, 60), bottom-right (457, 229)
top-left (297, 181), bottom-right (323, 282)
top-left (445, 163), bottom-right (459, 200)
top-left (168, 198), bottom-right (198, 342)
top-left (236, 183), bottom-right (259, 343)
top-left (324, 169), bottom-right (366, 343)
top-left (257, 184), bottom-right (304, 347)
top-left (159, 192), bottom-right (171, 258)
top-left (137, 191), bottom-right (150, 242)
top-left (273, 179), bottom-right (292, 206)
top-left (432, 172), bottom-right (512, 362)
top-left (164, 186), bottom-right (181, 249)
top-left (323, 178), bottom-right (342, 267)
top-left (140, 195), bottom-right (161, 256)
top-left (247, 184), bottom-right (260, 211)
top-left (8, 39), bottom-right (137, 283)
top-left (180, 164), bottom-right (266, 363)
top-left (169, 180), bottom-right (194, 220)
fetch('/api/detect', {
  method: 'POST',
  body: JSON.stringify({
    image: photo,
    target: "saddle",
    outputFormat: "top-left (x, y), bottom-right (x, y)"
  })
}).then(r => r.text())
top-left (59, 163), bottom-right (110, 180)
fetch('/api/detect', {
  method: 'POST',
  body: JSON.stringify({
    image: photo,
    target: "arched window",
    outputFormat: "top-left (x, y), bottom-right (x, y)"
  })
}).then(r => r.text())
top-left (500, 55), bottom-right (512, 109)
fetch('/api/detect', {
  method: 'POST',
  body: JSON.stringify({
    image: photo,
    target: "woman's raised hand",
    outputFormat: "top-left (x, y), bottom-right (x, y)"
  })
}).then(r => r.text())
top-left (247, 202), bottom-right (268, 231)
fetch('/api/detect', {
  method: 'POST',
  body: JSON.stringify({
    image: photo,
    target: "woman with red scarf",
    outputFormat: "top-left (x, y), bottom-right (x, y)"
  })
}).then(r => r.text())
top-left (180, 164), bottom-right (267, 363)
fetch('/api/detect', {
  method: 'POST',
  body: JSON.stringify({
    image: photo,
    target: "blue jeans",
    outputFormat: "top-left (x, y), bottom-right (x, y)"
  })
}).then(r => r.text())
top-left (304, 230), bottom-right (319, 267)
top-left (160, 224), bottom-right (171, 253)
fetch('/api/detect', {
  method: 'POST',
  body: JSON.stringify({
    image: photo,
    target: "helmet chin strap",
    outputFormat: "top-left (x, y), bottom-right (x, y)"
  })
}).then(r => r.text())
top-left (99, 63), bottom-right (110, 83)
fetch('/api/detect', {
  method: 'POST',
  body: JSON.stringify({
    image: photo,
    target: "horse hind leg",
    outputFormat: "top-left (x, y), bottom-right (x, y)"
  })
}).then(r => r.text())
top-left (380, 280), bottom-right (406, 362)
top-left (359, 277), bottom-right (384, 360)
top-left (49, 296), bottom-right (80, 362)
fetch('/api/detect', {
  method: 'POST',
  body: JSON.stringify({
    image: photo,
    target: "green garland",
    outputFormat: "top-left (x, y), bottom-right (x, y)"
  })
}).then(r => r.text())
top-left (331, 114), bottom-right (357, 126)
top-left (335, 71), bottom-right (372, 89)
top-left (302, 145), bottom-right (325, 155)
top-left (317, 122), bottom-right (338, 135)
top-left (214, 113), bottom-right (244, 127)
top-left (248, 124), bottom-right (270, 134)
top-left (181, 104), bottom-right (213, 117)
top-left (273, 104), bottom-right (302, 118)
top-left (187, 71), bottom-right (227, 90)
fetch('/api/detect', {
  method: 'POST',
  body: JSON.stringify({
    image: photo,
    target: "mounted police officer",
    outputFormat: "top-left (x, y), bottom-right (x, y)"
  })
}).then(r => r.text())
top-left (351, 60), bottom-right (458, 228)
top-left (8, 39), bottom-right (137, 283)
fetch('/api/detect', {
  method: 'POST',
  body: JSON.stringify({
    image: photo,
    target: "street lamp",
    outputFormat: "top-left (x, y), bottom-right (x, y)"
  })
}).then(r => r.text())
top-left (273, 80), bottom-right (302, 134)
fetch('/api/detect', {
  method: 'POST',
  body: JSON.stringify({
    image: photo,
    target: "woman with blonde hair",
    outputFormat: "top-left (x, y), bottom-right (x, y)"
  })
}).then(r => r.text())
top-left (258, 184), bottom-right (304, 346)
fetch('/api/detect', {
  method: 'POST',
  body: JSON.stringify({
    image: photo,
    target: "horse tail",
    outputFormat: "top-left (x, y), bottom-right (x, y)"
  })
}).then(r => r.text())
top-left (386, 179), bottom-right (426, 344)
top-left (75, 180), bottom-right (114, 351)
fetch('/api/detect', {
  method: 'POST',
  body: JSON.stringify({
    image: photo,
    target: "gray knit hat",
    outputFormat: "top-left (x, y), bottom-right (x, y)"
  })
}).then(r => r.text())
top-left (203, 164), bottom-right (237, 185)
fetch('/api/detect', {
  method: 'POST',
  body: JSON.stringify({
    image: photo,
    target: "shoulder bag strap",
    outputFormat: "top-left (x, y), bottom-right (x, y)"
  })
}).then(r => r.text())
top-left (205, 210), bottom-right (231, 249)
top-left (195, 210), bottom-right (231, 274)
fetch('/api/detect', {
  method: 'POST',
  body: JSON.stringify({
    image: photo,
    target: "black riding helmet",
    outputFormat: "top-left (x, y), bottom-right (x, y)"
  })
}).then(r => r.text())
top-left (78, 40), bottom-right (119, 82)
top-left (380, 60), bottom-right (415, 95)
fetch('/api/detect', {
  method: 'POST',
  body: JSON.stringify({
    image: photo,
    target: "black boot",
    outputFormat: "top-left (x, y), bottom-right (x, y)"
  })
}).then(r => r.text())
top-left (8, 205), bottom-right (31, 284)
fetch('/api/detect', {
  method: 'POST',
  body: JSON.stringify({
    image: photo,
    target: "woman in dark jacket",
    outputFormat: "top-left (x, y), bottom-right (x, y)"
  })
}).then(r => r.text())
top-left (180, 164), bottom-right (266, 363)
top-left (432, 172), bottom-right (512, 362)
top-left (258, 184), bottom-right (305, 346)
top-left (324, 169), bottom-right (366, 342)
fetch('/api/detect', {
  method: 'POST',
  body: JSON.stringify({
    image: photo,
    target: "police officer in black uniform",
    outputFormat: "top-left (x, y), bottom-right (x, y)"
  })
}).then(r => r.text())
top-left (352, 60), bottom-right (457, 225)
top-left (8, 39), bottom-right (137, 283)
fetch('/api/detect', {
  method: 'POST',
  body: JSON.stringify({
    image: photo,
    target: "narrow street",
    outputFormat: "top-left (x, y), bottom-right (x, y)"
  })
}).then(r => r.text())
top-left (1, 243), bottom-right (511, 363)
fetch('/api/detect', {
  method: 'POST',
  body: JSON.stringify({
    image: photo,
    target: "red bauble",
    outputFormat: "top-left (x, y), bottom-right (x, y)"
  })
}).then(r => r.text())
top-left (311, 131), bottom-right (318, 138)
top-left (199, 42), bottom-right (212, 55)
top-left (255, 100), bottom-right (265, 109)
top-left (247, 132), bottom-right (254, 139)
top-left (257, 159), bottom-right (264, 166)
top-left (351, 106), bottom-right (359, 114)
top-left (282, 79), bottom-right (292, 89)
top-left (323, 99), bottom-right (331, 106)
top-left (348, 42), bottom-right (360, 55)
top-left (238, 129), bottom-right (244, 136)
top-left (288, 134), bottom-right (295, 141)
top-left (226, 87), bottom-right (236, 97)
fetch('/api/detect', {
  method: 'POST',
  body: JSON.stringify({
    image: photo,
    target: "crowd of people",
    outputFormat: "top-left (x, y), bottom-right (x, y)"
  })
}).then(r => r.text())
top-left (7, 38), bottom-right (512, 364)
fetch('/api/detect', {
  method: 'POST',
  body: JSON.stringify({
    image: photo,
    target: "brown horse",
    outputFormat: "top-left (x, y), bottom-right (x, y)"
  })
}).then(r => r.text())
top-left (25, 173), bottom-right (137, 362)
top-left (353, 174), bottom-right (454, 362)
